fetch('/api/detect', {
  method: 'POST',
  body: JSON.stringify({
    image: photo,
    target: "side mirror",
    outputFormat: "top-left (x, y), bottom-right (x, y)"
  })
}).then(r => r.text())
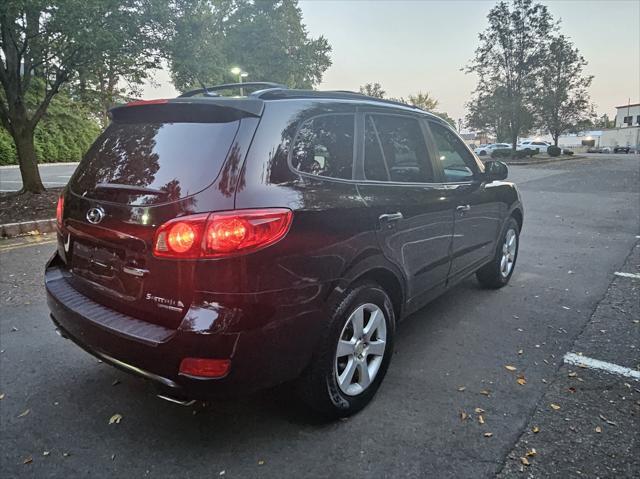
top-left (483, 160), bottom-right (508, 181)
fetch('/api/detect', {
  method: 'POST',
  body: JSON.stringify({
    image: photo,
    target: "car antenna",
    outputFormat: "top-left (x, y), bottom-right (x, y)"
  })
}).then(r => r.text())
top-left (197, 78), bottom-right (218, 97)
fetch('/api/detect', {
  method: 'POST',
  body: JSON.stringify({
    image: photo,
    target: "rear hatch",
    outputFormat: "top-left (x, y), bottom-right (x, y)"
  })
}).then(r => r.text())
top-left (60, 99), bottom-right (261, 328)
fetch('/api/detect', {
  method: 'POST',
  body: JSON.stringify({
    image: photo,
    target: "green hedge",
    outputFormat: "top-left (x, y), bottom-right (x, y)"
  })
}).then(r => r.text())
top-left (547, 145), bottom-right (561, 157)
top-left (0, 90), bottom-right (101, 166)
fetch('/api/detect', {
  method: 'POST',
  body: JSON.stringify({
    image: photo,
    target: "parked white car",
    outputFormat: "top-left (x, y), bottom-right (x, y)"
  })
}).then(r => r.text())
top-left (517, 140), bottom-right (551, 153)
top-left (474, 143), bottom-right (511, 156)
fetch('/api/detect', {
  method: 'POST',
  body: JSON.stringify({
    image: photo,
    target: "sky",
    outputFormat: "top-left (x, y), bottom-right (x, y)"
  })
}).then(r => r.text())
top-left (142, 0), bottom-right (640, 121)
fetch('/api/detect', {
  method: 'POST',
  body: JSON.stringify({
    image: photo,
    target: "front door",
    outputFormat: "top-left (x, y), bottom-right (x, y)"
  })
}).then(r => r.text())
top-left (426, 120), bottom-right (503, 281)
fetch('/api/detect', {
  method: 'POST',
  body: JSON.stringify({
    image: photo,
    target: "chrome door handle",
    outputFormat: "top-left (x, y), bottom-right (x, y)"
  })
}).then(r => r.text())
top-left (456, 205), bottom-right (471, 213)
top-left (379, 212), bottom-right (404, 222)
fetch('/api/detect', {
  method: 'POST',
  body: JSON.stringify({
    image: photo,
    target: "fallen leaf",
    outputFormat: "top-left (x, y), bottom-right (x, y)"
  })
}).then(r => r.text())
top-left (520, 457), bottom-right (530, 466)
top-left (568, 372), bottom-right (578, 377)
top-left (595, 426), bottom-right (602, 433)
top-left (474, 407), bottom-right (485, 414)
top-left (480, 390), bottom-right (491, 396)
top-left (517, 349), bottom-right (524, 355)
top-left (43, 451), bottom-right (50, 457)
top-left (111, 454), bottom-right (116, 461)
top-left (219, 471), bottom-right (226, 476)
top-left (108, 413), bottom-right (123, 425)
top-left (0, 393), bottom-right (4, 400)
top-left (568, 387), bottom-right (576, 393)
top-left (258, 460), bottom-right (265, 465)
top-left (11, 326), bottom-right (18, 332)
top-left (17, 409), bottom-right (30, 418)
top-left (532, 426), bottom-right (540, 433)
top-left (484, 432), bottom-right (493, 437)
top-left (526, 448), bottom-right (537, 457)
top-left (457, 386), bottom-right (466, 392)
top-left (550, 403), bottom-right (561, 410)
top-left (517, 374), bottom-right (527, 386)
top-left (460, 410), bottom-right (469, 421)
top-left (63, 452), bottom-right (70, 457)
top-left (23, 456), bottom-right (33, 465)
top-left (478, 415), bottom-right (485, 425)
top-left (505, 365), bottom-right (517, 372)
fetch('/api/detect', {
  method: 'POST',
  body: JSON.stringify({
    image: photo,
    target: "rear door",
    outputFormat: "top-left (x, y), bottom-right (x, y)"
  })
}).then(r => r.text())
top-left (61, 102), bottom-right (254, 327)
top-left (356, 112), bottom-right (454, 309)
top-left (426, 120), bottom-right (503, 281)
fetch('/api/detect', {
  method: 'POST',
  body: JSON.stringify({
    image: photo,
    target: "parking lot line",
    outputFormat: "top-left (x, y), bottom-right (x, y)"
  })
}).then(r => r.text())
top-left (0, 238), bottom-right (56, 253)
top-left (564, 352), bottom-right (640, 381)
top-left (614, 271), bottom-right (640, 279)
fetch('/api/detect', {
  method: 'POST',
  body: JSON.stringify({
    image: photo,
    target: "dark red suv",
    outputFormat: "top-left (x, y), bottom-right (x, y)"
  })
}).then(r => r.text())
top-left (46, 83), bottom-right (523, 417)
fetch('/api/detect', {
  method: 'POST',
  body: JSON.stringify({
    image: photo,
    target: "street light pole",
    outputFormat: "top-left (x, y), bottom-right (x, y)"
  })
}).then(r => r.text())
top-left (230, 67), bottom-right (248, 96)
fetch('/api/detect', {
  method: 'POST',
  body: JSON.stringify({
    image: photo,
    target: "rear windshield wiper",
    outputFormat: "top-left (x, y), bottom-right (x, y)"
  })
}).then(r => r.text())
top-left (94, 183), bottom-right (166, 195)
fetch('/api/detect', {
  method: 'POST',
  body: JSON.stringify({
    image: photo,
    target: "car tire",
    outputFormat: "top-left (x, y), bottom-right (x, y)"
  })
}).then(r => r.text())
top-left (478, 151), bottom-right (487, 156)
top-left (297, 281), bottom-right (395, 419)
top-left (476, 217), bottom-right (520, 289)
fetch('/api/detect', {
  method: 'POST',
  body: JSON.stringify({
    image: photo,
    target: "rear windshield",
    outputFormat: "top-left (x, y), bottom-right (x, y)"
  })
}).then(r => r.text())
top-left (70, 120), bottom-right (239, 205)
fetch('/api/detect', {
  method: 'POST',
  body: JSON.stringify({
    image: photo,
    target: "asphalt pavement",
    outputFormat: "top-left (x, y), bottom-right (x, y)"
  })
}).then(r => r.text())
top-left (0, 155), bottom-right (638, 478)
top-left (0, 163), bottom-right (79, 192)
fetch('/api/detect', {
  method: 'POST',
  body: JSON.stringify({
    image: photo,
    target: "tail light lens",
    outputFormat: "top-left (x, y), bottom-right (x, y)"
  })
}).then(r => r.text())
top-left (153, 208), bottom-right (292, 259)
top-left (56, 194), bottom-right (64, 227)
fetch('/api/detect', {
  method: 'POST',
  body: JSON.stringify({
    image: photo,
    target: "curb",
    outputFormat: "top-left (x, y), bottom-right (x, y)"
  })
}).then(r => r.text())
top-left (0, 162), bottom-right (80, 170)
top-left (504, 155), bottom-right (586, 166)
top-left (0, 218), bottom-right (56, 238)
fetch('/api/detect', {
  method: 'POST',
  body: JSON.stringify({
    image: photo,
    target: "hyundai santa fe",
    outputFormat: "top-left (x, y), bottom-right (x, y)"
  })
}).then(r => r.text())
top-left (46, 82), bottom-right (523, 418)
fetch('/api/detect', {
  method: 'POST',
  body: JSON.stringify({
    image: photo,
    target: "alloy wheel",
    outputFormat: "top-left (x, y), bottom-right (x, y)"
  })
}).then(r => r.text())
top-left (335, 303), bottom-right (387, 396)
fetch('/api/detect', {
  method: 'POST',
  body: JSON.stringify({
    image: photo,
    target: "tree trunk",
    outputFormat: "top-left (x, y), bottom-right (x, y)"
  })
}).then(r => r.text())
top-left (13, 128), bottom-right (45, 193)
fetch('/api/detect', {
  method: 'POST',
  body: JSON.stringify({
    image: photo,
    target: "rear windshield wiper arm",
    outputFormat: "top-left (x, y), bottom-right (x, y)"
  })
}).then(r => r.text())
top-left (94, 183), bottom-right (166, 195)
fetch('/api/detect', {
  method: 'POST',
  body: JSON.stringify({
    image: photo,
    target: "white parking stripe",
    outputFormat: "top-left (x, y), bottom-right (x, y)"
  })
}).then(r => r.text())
top-left (614, 272), bottom-right (640, 280)
top-left (564, 353), bottom-right (640, 381)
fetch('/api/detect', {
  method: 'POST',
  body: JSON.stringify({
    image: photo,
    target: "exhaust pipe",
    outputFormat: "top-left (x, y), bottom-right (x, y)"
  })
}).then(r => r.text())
top-left (156, 393), bottom-right (196, 407)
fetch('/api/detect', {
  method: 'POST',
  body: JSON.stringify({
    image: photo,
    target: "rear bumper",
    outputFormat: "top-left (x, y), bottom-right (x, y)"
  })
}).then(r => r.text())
top-left (45, 254), bottom-right (329, 398)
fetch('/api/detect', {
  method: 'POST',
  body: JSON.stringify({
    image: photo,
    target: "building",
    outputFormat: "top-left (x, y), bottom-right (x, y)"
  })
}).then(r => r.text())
top-left (614, 103), bottom-right (640, 128)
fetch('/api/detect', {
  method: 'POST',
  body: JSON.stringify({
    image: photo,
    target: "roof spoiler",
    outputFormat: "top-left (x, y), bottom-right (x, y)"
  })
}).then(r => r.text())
top-left (110, 97), bottom-right (264, 121)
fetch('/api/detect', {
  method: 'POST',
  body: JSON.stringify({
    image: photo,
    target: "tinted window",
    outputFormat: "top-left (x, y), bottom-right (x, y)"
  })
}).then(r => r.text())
top-left (366, 114), bottom-right (433, 183)
top-left (71, 121), bottom-right (239, 205)
top-left (291, 114), bottom-right (355, 179)
top-left (363, 116), bottom-right (388, 181)
top-left (429, 122), bottom-right (476, 182)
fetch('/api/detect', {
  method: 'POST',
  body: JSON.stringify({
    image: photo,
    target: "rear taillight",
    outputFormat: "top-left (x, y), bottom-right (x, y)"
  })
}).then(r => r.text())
top-left (153, 208), bottom-right (293, 259)
top-left (56, 195), bottom-right (64, 227)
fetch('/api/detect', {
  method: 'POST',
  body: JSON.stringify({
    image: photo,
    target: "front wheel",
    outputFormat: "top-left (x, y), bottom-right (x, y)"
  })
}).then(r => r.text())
top-left (476, 217), bottom-right (520, 288)
top-left (297, 282), bottom-right (395, 418)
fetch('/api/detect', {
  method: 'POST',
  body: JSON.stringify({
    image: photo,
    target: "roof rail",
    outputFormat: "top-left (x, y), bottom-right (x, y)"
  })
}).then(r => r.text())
top-left (252, 88), bottom-right (424, 111)
top-left (179, 82), bottom-right (287, 98)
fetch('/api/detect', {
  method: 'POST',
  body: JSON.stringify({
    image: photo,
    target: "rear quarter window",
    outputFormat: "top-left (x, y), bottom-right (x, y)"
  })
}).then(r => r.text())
top-left (290, 114), bottom-right (355, 180)
top-left (70, 121), bottom-right (240, 205)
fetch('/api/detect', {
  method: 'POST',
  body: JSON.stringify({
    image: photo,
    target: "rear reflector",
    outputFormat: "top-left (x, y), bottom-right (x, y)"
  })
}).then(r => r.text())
top-left (56, 194), bottom-right (64, 227)
top-left (153, 208), bottom-right (293, 259)
top-left (179, 358), bottom-right (231, 378)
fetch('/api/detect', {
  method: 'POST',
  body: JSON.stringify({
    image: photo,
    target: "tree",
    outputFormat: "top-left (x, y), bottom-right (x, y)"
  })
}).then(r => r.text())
top-left (538, 35), bottom-right (594, 145)
top-left (0, 1), bottom-right (167, 192)
top-left (466, 0), bottom-right (554, 151)
top-left (168, 0), bottom-right (332, 92)
top-left (359, 82), bottom-right (386, 99)
top-left (405, 91), bottom-right (438, 111)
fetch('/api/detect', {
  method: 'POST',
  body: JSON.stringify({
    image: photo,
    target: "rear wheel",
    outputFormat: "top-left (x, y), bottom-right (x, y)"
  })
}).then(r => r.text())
top-left (476, 217), bottom-right (519, 289)
top-left (297, 282), bottom-right (395, 418)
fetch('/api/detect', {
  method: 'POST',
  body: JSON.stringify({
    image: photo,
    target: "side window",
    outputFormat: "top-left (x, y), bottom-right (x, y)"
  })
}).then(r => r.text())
top-left (366, 114), bottom-right (433, 183)
top-left (429, 122), bottom-right (476, 182)
top-left (291, 114), bottom-right (355, 179)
